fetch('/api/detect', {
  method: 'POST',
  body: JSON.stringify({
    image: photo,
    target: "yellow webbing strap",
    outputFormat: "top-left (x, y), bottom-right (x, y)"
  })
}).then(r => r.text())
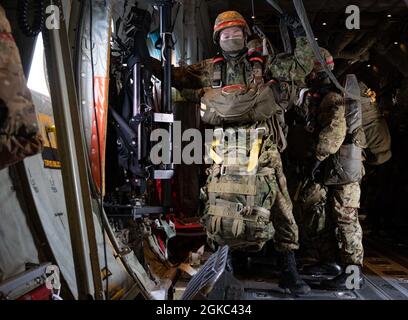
top-left (247, 135), bottom-right (263, 172)
top-left (209, 139), bottom-right (223, 164)
top-left (247, 127), bottom-right (267, 172)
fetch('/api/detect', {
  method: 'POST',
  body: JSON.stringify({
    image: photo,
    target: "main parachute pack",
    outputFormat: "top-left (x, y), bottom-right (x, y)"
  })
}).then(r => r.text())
top-left (199, 75), bottom-right (289, 251)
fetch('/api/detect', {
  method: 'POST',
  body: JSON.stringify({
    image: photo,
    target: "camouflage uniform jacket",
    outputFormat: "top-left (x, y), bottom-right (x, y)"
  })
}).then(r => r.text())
top-left (0, 5), bottom-right (43, 169)
top-left (151, 37), bottom-right (314, 97)
top-left (315, 90), bottom-right (347, 161)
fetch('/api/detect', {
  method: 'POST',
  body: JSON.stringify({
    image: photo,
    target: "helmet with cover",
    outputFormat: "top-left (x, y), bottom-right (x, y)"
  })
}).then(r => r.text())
top-left (213, 11), bottom-right (251, 43)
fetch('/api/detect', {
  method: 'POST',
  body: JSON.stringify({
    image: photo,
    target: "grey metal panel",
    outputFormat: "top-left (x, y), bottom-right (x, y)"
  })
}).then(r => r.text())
top-left (0, 168), bottom-right (39, 282)
top-left (0, 263), bottom-right (51, 300)
top-left (22, 152), bottom-right (136, 299)
top-left (26, 91), bottom-right (135, 299)
top-left (28, 91), bottom-right (79, 297)
top-left (23, 154), bottom-right (79, 297)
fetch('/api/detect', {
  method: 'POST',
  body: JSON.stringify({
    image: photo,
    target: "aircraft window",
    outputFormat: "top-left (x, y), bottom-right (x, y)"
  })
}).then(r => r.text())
top-left (27, 33), bottom-right (50, 97)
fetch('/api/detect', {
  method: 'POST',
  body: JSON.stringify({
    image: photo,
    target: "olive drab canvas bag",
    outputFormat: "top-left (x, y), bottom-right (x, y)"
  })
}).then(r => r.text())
top-left (199, 79), bottom-right (287, 251)
top-left (324, 75), bottom-right (365, 185)
top-left (200, 126), bottom-right (278, 252)
top-left (200, 83), bottom-right (280, 126)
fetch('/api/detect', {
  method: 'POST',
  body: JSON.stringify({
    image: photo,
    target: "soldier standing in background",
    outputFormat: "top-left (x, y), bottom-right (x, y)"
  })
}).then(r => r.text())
top-left (290, 48), bottom-right (365, 290)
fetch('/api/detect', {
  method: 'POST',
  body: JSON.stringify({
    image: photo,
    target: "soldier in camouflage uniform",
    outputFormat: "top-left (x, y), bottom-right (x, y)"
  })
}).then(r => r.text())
top-left (291, 48), bottom-right (365, 290)
top-left (0, 5), bottom-right (43, 169)
top-left (151, 11), bottom-right (314, 294)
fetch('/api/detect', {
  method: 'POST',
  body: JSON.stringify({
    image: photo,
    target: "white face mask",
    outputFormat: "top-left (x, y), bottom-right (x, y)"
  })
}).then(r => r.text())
top-left (219, 27), bottom-right (245, 54)
top-left (220, 38), bottom-right (245, 53)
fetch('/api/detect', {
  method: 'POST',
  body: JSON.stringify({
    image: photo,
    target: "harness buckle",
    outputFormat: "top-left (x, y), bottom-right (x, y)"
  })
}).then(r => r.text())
top-left (256, 127), bottom-right (267, 136)
top-left (220, 165), bottom-right (227, 176)
top-left (236, 203), bottom-right (244, 214)
top-left (212, 80), bottom-right (223, 89)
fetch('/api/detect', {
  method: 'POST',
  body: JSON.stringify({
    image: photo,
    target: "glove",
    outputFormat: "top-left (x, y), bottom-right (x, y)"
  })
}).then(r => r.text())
top-left (281, 14), bottom-right (305, 38)
top-left (307, 158), bottom-right (322, 181)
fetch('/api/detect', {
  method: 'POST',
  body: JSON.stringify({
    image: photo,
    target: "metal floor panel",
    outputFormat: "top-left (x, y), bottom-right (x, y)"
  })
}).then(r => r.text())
top-left (175, 240), bottom-right (408, 300)
top-left (237, 243), bottom-right (408, 300)
top-left (361, 248), bottom-right (408, 300)
top-left (240, 274), bottom-right (408, 300)
top-left (240, 274), bottom-right (391, 300)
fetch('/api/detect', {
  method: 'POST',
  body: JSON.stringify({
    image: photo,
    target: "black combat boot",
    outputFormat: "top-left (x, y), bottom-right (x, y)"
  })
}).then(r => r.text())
top-left (302, 262), bottom-right (342, 277)
top-left (279, 251), bottom-right (311, 295)
top-left (321, 264), bottom-right (364, 290)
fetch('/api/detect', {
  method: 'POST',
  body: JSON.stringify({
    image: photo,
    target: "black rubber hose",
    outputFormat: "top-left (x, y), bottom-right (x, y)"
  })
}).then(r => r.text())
top-left (18, 0), bottom-right (45, 37)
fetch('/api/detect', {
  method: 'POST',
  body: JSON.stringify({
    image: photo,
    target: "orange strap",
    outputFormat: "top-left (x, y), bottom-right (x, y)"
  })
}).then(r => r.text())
top-left (222, 84), bottom-right (245, 92)
top-left (214, 19), bottom-right (247, 31)
top-left (213, 57), bottom-right (225, 64)
top-left (249, 56), bottom-right (264, 64)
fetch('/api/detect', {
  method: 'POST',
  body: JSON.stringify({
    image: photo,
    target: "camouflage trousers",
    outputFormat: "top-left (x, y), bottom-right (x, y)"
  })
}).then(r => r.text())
top-left (254, 137), bottom-right (299, 252)
top-left (300, 182), bottom-right (364, 266)
top-left (271, 164), bottom-right (299, 253)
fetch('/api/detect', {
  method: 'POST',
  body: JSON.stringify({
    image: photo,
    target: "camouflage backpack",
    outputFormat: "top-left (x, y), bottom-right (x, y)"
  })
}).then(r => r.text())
top-left (199, 79), bottom-right (287, 251)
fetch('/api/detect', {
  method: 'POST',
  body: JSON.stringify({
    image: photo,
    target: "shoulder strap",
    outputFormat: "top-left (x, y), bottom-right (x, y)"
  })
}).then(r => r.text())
top-left (247, 51), bottom-right (265, 85)
top-left (212, 55), bottom-right (225, 88)
top-left (211, 52), bottom-right (266, 88)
